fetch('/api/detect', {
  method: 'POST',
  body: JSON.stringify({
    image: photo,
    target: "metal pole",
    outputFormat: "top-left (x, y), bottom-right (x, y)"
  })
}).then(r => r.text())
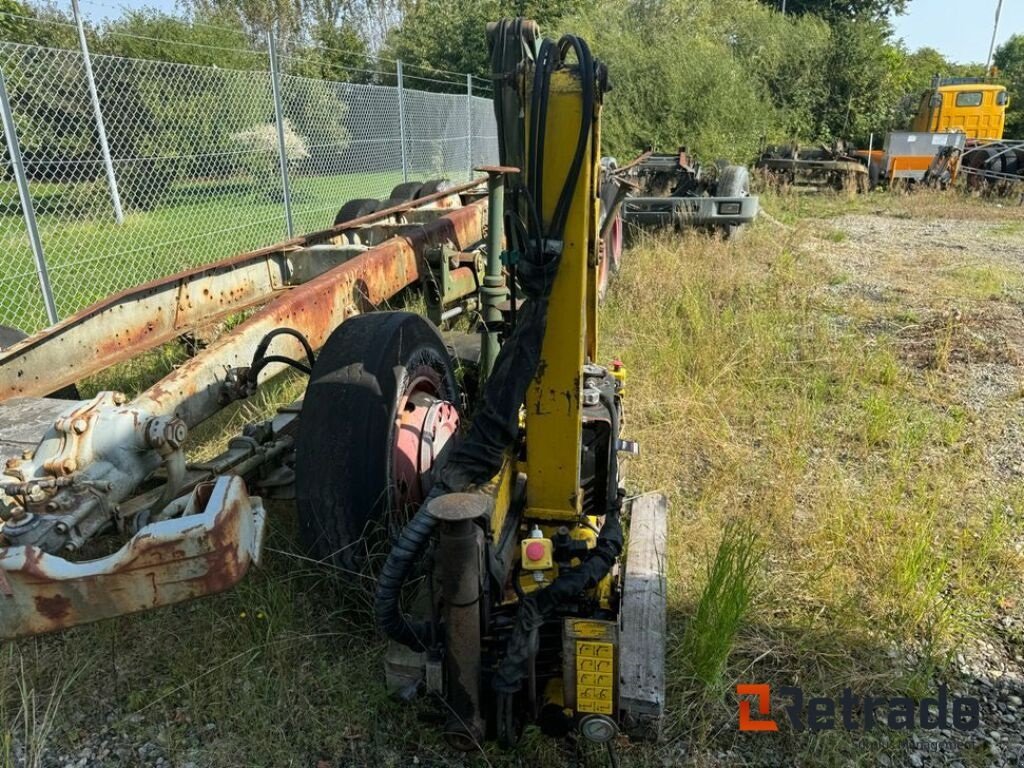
top-left (985, 0), bottom-right (1004, 73)
top-left (267, 29), bottom-right (294, 239)
top-left (0, 70), bottom-right (58, 325)
top-left (72, 0), bottom-right (123, 225)
top-left (396, 60), bottom-right (408, 183)
top-left (466, 74), bottom-right (473, 181)
top-left (479, 167), bottom-right (506, 380)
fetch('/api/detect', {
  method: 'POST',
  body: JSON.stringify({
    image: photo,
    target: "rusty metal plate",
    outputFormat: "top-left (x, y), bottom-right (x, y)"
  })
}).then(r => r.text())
top-left (0, 474), bottom-right (265, 639)
top-left (0, 397), bottom-right (73, 464)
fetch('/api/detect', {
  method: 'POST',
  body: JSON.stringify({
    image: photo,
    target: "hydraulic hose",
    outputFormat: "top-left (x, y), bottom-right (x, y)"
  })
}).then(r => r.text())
top-left (373, 497), bottom-right (439, 650)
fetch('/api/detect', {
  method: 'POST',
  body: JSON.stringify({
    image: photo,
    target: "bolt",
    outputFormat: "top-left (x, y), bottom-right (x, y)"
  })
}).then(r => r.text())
top-left (21, 449), bottom-right (33, 460)
top-left (112, 392), bottom-right (126, 405)
top-left (45, 501), bottom-right (59, 512)
top-left (54, 522), bottom-right (68, 534)
top-left (62, 458), bottom-right (77, 474)
top-left (72, 418), bottom-right (88, 435)
top-left (5, 458), bottom-right (19, 470)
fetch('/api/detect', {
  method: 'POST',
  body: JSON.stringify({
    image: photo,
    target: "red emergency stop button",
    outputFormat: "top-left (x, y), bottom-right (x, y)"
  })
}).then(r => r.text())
top-left (521, 537), bottom-right (552, 570)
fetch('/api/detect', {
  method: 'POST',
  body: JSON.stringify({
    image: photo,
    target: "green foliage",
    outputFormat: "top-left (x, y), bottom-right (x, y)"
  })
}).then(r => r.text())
top-left (811, 18), bottom-right (912, 144)
top-left (92, 8), bottom-right (260, 69)
top-left (560, 0), bottom-right (778, 160)
top-left (994, 34), bottom-right (1024, 138)
top-left (682, 519), bottom-right (761, 690)
top-left (388, 0), bottom-right (939, 158)
top-left (757, 0), bottom-right (907, 21)
top-left (384, 0), bottom-right (584, 80)
top-left (722, 2), bottom-right (833, 139)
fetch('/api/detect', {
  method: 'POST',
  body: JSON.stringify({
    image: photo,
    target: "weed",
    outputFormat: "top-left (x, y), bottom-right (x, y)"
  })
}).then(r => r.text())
top-left (683, 520), bottom-right (762, 691)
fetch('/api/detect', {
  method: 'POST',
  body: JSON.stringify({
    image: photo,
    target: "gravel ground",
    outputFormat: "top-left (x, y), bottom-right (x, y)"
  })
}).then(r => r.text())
top-left (815, 208), bottom-right (1024, 768)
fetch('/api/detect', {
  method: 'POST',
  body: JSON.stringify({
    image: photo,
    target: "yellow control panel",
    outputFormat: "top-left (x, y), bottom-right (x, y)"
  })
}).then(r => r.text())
top-left (576, 640), bottom-right (615, 714)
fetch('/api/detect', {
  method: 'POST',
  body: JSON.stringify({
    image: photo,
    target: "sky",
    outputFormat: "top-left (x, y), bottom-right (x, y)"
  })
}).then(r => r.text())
top-left (891, 0), bottom-right (1023, 64)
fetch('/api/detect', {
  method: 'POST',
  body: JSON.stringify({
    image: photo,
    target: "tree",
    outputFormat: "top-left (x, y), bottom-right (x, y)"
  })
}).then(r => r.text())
top-left (383, 0), bottom-right (584, 81)
top-left (93, 9), bottom-right (259, 69)
top-left (756, 0), bottom-right (907, 22)
top-left (559, 0), bottom-right (778, 160)
top-left (993, 34), bottom-right (1024, 138)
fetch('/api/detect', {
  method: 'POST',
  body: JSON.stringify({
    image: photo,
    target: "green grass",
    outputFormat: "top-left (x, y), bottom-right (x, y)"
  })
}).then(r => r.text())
top-left (681, 521), bottom-right (762, 690)
top-left (0, 169), bottom-right (444, 332)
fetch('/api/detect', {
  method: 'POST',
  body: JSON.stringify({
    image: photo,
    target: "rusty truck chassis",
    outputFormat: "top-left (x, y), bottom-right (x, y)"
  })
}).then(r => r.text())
top-left (0, 181), bottom-right (490, 638)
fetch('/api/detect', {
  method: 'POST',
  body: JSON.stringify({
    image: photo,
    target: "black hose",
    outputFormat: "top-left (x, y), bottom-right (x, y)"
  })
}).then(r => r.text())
top-left (246, 327), bottom-right (316, 388)
top-left (372, 499), bottom-right (439, 650)
top-left (248, 354), bottom-right (312, 381)
top-left (253, 327), bottom-right (316, 370)
top-left (597, 385), bottom-right (620, 515)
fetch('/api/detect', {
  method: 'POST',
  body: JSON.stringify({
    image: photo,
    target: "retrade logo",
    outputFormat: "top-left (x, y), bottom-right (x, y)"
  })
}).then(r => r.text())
top-left (737, 684), bottom-right (779, 731)
top-left (737, 684), bottom-right (980, 732)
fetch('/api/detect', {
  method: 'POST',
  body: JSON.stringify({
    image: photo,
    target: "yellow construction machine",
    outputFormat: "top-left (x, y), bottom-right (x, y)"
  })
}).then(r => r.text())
top-left (295, 18), bottom-right (667, 751)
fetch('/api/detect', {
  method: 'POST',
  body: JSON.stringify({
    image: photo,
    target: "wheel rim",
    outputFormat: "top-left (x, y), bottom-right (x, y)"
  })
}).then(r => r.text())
top-left (392, 366), bottom-right (460, 510)
top-left (608, 210), bottom-right (623, 271)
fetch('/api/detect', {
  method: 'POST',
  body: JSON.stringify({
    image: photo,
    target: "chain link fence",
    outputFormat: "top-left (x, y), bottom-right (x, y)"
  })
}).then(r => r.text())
top-left (0, 37), bottom-right (498, 333)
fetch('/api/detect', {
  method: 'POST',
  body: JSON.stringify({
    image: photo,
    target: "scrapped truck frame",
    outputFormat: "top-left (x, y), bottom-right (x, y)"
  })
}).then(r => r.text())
top-left (755, 139), bottom-right (870, 192)
top-left (610, 149), bottom-right (759, 237)
top-left (0, 168), bottom-right (642, 641)
top-left (0, 180), bottom-right (491, 638)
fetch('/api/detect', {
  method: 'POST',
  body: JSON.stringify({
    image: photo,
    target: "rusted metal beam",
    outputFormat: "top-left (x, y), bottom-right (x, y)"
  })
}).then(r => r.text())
top-left (134, 200), bottom-right (487, 429)
top-left (0, 179), bottom-right (485, 403)
top-left (0, 474), bottom-right (264, 638)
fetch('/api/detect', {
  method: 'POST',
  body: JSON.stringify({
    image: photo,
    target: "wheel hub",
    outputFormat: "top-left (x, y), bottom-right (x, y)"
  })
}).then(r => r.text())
top-left (393, 389), bottom-right (460, 507)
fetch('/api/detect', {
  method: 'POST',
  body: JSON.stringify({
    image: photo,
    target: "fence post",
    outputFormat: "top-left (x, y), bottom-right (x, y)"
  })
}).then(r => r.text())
top-left (267, 29), bottom-right (294, 239)
top-left (396, 60), bottom-right (408, 183)
top-left (0, 70), bottom-right (58, 325)
top-left (71, 0), bottom-right (123, 226)
top-left (466, 74), bottom-right (473, 181)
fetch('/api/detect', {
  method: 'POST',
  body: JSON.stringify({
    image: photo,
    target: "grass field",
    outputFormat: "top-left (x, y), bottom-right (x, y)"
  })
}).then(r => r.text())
top-left (0, 170), bottom-right (413, 332)
top-left (3, 188), bottom-right (1024, 767)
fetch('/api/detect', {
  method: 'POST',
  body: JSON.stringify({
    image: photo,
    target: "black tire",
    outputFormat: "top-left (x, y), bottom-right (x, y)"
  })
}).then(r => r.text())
top-left (868, 161), bottom-right (881, 190)
top-left (333, 198), bottom-right (380, 227)
top-left (389, 181), bottom-right (423, 202)
top-left (295, 311), bottom-right (458, 572)
top-left (717, 165), bottom-right (750, 240)
top-left (416, 179), bottom-right (455, 198)
top-left (376, 197), bottom-right (406, 213)
top-left (0, 325), bottom-right (79, 399)
top-left (0, 325), bottom-right (26, 351)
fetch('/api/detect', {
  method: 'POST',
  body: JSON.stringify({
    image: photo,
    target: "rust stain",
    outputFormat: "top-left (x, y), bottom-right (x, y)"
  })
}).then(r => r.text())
top-left (34, 593), bottom-right (71, 621)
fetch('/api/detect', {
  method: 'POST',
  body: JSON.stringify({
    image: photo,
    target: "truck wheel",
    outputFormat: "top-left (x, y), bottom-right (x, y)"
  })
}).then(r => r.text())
top-left (0, 325), bottom-right (79, 399)
top-left (868, 161), bottom-right (881, 190)
top-left (597, 202), bottom-right (623, 304)
top-left (717, 165), bottom-right (749, 240)
top-left (295, 312), bottom-right (460, 572)
top-left (416, 179), bottom-right (454, 198)
top-left (333, 198), bottom-right (380, 227)
top-left (389, 181), bottom-right (423, 202)
top-left (607, 206), bottom-right (624, 275)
